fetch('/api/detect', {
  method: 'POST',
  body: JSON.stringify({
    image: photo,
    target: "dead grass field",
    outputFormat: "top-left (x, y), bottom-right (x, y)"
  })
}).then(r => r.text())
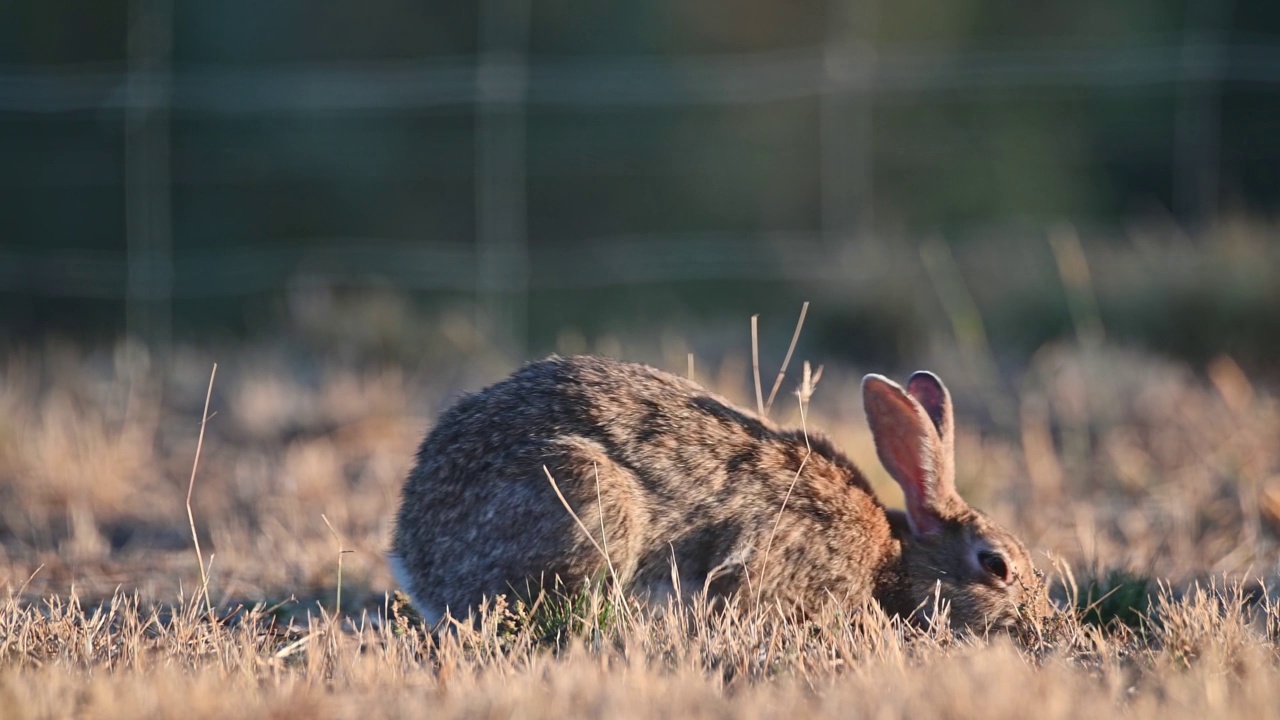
top-left (2, 333), bottom-right (1279, 719)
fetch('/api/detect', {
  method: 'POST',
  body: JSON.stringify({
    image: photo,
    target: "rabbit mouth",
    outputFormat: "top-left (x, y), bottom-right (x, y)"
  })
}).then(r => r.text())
top-left (978, 610), bottom-right (1051, 638)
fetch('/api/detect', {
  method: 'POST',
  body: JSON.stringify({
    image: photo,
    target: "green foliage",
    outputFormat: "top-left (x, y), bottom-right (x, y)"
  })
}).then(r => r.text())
top-left (502, 577), bottom-right (625, 646)
top-left (1077, 567), bottom-right (1153, 631)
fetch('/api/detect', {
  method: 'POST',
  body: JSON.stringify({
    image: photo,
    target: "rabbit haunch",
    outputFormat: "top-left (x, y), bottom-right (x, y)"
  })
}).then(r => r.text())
top-left (391, 355), bottom-right (1049, 630)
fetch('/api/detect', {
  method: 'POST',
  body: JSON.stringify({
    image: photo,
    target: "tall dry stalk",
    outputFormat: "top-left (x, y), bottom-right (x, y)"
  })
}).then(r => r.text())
top-left (186, 363), bottom-right (216, 615)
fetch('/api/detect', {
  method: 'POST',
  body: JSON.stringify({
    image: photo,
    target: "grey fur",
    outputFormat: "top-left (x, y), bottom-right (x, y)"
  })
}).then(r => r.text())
top-left (391, 355), bottom-right (1049, 630)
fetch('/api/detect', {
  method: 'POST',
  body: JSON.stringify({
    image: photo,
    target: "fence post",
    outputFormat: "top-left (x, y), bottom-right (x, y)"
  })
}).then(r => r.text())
top-left (125, 0), bottom-right (174, 392)
top-left (475, 0), bottom-right (532, 357)
top-left (1173, 0), bottom-right (1232, 228)
top-left (820, 0), bottom-right (878, 245)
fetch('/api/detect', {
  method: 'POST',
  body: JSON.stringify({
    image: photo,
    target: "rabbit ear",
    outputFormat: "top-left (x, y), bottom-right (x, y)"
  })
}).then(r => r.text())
top-left (906, 371), bottom-right (955, 484)
top-left (862, 374), bottom-right (963, 536)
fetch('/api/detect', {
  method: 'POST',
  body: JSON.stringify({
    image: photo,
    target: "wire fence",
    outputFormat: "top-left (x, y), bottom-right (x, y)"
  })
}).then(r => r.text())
top-left (5, 0), bottom-right (1275, 352)
top-left (4, 42), bottom-right (1279, 113)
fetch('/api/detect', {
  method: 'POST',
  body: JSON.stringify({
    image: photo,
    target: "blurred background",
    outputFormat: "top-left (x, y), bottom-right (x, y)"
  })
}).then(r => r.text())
top-left (3, 0), bottom-right (1278, 372)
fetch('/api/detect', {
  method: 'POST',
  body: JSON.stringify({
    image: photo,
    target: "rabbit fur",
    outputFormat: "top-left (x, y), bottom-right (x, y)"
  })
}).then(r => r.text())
top-left (390, 355), bottom-right (1049, 630)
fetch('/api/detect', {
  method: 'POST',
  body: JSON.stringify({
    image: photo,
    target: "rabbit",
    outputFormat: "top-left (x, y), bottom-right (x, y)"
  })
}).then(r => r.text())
top-left (390, 354), bottom-right (1050, 631)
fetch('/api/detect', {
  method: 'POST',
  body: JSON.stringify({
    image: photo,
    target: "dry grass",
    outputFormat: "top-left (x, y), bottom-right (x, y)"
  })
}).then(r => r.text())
top-left (3, 581), bottom-right (1280, 719)
top-left (2, 333), bottom-right (1279, 718)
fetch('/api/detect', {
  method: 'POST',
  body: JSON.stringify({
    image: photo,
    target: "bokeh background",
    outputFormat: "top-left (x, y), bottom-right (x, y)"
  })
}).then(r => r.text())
top-left (2, 0), bottom-right (1279, 605)
top-left (4, 0), bottom-right (1279, 368)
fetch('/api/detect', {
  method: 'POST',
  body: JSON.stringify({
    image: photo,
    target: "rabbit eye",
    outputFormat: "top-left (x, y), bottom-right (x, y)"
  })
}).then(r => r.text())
top-left (978, 551), bottom-right (1010, 582)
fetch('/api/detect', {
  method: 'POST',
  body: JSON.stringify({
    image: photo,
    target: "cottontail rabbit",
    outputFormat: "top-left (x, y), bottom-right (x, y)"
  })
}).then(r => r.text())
top-left (390, 355), bottom-right (1049, 630)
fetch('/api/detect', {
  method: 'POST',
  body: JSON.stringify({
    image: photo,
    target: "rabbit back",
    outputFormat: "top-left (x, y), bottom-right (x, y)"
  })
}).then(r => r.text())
top-left (391, 355), bottom-right (894, 621)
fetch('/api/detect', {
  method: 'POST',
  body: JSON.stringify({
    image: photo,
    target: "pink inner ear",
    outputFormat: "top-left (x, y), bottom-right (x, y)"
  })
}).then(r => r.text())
top-left (899, 474), bottom-right (945, 536)
top-left (876, 423), bottom-right (933, 513)
top-left (906, 373), bottom-right (947, 437)
top-left (863, 377), bottom-right (946, 536)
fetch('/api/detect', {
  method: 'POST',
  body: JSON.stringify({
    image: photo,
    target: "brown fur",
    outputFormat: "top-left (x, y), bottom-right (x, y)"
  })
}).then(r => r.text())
top-left (391, 355), bottom-right (1049, 630)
